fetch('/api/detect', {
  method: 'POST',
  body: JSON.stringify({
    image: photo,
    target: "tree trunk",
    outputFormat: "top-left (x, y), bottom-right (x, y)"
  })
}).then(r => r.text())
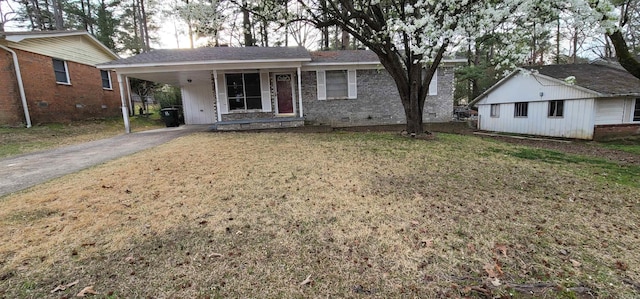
top-left (608, 30), bottom-right (640, 79)
top-left (52, 0), bottom-right (64, 30)
top-left (140, 0), bottom-right (151, 52)
top-left (86, 0), bottom-right (94, 34)
top-left (242, 0), bottom-right (253, 46)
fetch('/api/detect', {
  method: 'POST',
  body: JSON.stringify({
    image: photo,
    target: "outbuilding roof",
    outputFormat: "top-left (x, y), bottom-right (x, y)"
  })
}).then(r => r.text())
top-left (523, 64), bottom-right (640, 95)
top-left (99, 46), bottom-right (311, 67)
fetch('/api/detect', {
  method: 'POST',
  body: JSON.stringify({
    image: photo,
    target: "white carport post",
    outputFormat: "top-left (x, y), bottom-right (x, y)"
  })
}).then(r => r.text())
top-left (117, 74), bottom-right (131, 133)
top-left (297, 67), bottom-right (303, 118)
top-left (213, 70), bottom-right (222, 122)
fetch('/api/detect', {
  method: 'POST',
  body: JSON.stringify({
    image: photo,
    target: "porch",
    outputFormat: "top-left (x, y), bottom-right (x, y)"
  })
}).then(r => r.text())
top-left (212, 117), bottom-right (305, 131)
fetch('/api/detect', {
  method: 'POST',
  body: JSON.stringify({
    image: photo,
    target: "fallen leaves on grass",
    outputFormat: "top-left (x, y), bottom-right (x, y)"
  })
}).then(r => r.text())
top-left (50, 279), bottom-right (79, 293)
top-left (300, 274), bottom-right (312, 286)
top-left (494, 243), bottom-right (508, 258)
top-left (570, 259), bottom-right (582, 267)
top-left (76, 285), bottom-right (99, 297)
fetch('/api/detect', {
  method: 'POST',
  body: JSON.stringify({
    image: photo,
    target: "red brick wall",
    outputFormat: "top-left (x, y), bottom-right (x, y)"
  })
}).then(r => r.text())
top-left (3, 48), bottom-right (122, 125)
top-left (593, 124), bottom-right (640, 141)
top-left (0, 51), bottom-right (24, 125)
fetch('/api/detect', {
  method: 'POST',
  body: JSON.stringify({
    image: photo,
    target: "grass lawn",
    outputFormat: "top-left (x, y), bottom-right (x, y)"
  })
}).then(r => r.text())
top-left (0, 114), bottom-right (165, 159)
top-left (0, 132), bottom-right (638, 298)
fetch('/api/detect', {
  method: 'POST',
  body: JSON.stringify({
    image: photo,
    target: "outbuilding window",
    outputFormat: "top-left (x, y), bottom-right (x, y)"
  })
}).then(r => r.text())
top-left (101, 70), bottom-right (112, 89)
top-left (548, 100), bottom-right (564, 117)
top-left (634, 98), bottom-right (640, 121)
top-left (490, 104), bottom-right (500, 117)
top-left (53, 58), bottom-right (70, 84)
top-left (514, 102), bottom-right (528, 117)
top-left (226, 73), bottom-right (262, 111)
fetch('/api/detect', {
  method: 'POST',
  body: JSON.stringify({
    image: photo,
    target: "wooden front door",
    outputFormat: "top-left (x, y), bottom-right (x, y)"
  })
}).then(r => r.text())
top-left (276, 74), bottom-right (294, 114)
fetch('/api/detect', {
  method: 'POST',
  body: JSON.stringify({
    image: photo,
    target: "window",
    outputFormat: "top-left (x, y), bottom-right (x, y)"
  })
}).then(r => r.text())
top-left (422, 68), bottom-right (438, 95)
top-left (490, 104), bottom-right (500, 117)
top-left (101, 70), bottom-right (112, 89)
top-left (632, 98), bottom-right (640, 122)
top-left (316, 70), bottom-right (357, 100)
top-left (326, 70), bottom-right (348, 98)
top-left (548, 100), bottom-right (564, 117)
top-left (52, 58), bottom-right (70, 84)
top-left (514, 102), bottom-right (528, 117)
top-left (226, 73), bottom-right (262, 111)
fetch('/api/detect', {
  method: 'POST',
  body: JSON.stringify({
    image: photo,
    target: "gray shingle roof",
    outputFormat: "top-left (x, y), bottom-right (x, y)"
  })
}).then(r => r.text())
top-left (310, 50), bottom-right (379, 63)
top-left (99, 46), bottom-right (311, 66)
top-left (524, 64), bottom-right (640, 95)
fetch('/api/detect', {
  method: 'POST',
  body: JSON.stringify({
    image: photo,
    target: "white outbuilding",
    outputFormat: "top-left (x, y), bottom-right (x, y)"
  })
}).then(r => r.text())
top-left (470, 64), bottom-right (640, 140)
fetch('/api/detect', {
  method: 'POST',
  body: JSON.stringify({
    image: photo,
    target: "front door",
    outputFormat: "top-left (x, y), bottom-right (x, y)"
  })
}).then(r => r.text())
top-left (276, 74), bottom-right (294, 114)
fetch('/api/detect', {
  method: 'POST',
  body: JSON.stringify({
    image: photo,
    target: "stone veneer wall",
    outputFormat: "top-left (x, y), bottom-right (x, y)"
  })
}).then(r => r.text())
top-left (300, 67), bottom-right (454, 127)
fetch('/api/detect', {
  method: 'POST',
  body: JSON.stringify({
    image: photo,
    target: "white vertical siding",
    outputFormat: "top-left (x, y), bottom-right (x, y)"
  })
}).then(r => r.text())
top-left (595, 99), bottom-right (626, 125)
top-left (478, 98), bottom-right (595, 139)
top-left (479, 72), bottom-right (596, 104)
top-left (182, 84), bottom-right (216, 125)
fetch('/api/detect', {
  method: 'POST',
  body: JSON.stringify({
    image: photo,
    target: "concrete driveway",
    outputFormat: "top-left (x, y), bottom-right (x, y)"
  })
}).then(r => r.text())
top-left (0, 125), bottom-right (211, 198)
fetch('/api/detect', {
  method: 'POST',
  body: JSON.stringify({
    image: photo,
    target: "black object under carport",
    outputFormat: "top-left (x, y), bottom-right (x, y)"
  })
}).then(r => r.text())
top-left (160, 108), bottom-right (180, 127)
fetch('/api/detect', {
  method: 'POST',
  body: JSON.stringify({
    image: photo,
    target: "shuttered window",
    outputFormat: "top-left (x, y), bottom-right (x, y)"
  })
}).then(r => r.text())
top-left (326, 70), bottom-right (348, 98)
top-left (53, 58), bottom-right (70, 84)
top-left (634, 98), bottom-right (640, 121)
top-left (317, 70), bottom-right (357, 100)
top-left (514, 102), bottom-right (528, 117)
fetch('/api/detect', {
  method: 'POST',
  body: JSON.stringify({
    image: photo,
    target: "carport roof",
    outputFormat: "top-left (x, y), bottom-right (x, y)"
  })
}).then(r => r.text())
top-left (99, 46), bottom-right (311, 67)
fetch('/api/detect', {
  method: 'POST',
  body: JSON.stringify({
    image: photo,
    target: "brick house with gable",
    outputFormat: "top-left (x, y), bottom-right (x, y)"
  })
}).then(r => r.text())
top-left (98, 47), bottom-right (463, 131)
top-left (1, 30), bottom-right (121, 126)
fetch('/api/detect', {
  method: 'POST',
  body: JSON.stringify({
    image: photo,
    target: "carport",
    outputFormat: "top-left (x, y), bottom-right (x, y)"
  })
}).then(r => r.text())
top-left (97, 47), bottom-right (311, 133)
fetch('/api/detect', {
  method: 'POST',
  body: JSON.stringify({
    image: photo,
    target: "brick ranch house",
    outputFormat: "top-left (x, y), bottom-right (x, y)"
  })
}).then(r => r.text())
top-left (470, 63), bottom-right (640, 140)
top-left (98, 47), bottom-right (462, 131)
top-left (0, 30), bottom-right (121, 127)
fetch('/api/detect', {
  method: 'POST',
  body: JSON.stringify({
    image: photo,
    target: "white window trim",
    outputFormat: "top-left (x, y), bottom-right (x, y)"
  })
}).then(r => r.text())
top-left (223, 72), bottom-right (270, 113)
top-left (548, 100), bottom-right (564, 118)
top-left (428, 69), bottom-right (438, 96)
top-left (316, 69), bottom-right (357, 100)
top-left (514, 102), bottom-right (528, 118)
top-left (53, 58), bottom-right (71, 85)
top-left (632, 98), bottom-right (640, 122)
top-left (101, 70), bottom-right (113, 90)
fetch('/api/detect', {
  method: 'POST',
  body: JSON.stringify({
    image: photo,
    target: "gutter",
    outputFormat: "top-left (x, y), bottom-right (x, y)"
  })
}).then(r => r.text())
top-left (0, 44), bottom-right (32, 128)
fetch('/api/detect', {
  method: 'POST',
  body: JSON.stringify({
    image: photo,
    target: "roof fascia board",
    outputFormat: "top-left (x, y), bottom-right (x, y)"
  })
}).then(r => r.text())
top-left (101, 58), bottom-right (311, 69)
top-left (102, 61), bottom-right (305, 74)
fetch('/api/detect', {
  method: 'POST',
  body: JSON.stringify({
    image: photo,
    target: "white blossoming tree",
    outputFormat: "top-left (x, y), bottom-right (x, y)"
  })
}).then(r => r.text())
top-left (299, 0), bottom-right (542, 135)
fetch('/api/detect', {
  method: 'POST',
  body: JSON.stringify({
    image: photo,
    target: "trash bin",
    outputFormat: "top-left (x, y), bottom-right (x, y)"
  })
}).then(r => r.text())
top-left (160, 108), bottom-right (180, 127)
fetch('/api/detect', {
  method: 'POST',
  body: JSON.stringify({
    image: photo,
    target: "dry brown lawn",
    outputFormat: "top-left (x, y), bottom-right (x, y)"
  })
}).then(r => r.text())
top-left (0, 132), bottom-right (638, 298)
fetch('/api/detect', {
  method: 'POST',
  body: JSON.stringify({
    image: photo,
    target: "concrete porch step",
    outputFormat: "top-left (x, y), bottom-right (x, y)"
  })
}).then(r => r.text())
top-left (211, 117), bottom-right (305, 131)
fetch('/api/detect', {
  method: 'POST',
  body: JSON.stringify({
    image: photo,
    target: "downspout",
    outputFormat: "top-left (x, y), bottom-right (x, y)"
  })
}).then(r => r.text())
top-left (0, 44), bottom-right (32, 128)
